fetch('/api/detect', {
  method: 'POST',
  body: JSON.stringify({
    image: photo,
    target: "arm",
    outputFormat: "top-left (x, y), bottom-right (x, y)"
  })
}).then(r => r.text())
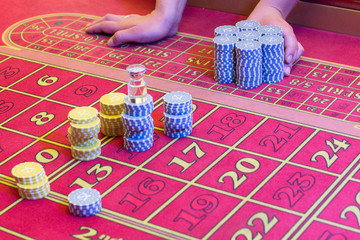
top-left (248, 0), bottom-right (304, 76)
top-left (86, 0), bottom-right (187, 46)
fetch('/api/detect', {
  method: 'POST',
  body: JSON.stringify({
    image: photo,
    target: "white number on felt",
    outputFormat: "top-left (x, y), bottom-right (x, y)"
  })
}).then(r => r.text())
top-left (311, 137), bottom-right (350, 168)
top-left (218, 157), bottom-right (260, 190)
top-left (231, 212), bottom-right (279, 240)
top-left (340, 191), bottom-right (360, 227)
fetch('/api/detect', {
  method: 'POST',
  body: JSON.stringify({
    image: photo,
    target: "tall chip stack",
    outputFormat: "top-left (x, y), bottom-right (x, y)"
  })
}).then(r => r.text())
top-left (67, 106), bottom-right (101, 161)
top-left (213, 35), bottom-right (237, 84)
top-left (213, 20), bottom-right (285, 88)
top-left (99, 92), bottom-right (126, 137)
top-left (163, 91), bottom-right (193, 138)
top-left (260, 35), bottom-right (285, 84)
top-left (235, 41), bottom-right (263, 89)
top-left (122, 64), bottom-right (154, 152)
top-left (11, 162), bottom-right (50, 200)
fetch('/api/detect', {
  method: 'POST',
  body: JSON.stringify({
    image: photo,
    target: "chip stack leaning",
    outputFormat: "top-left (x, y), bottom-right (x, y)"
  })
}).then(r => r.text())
top-left (68, 188), bottom-right (101, 217)
top-left (67, 106), bottom-right (101, 161)
top-left (99, 92), bottom-right (126, 137)
top-left (122, 64), bottom-right (154, 152)
top-left (11, 162), bottom-right (50, 200)
top-left (163, 91), bottom-right (193, 138)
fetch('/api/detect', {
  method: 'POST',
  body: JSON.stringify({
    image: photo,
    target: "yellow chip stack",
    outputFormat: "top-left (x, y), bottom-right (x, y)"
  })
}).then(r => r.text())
top-left (68, 106), bottom-right (101, 161)
top-left (11, 162), bottom-right (50, 200)
top-left (99, 93), bottom-right (126, 137)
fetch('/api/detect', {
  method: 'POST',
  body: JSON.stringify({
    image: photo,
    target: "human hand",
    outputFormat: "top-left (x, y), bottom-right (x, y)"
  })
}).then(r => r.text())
top-left (248, 3), bottom-right (304, 76)
top-left (85, 12), bottom-right (179, 46)
top-left (85, 0), bottom-right (186, 47)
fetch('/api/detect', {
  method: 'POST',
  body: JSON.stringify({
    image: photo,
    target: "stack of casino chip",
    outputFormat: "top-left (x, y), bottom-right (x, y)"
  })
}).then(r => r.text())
top-left (11, 162), bottom-right (50, 200)
top-left (260, 35), bottom-right (284, 83)
top-left (68, 107), bottom-right (101, 161)
top-left (213, 20), bottom-right (285, 88)
top-left (213, 35), bottom-right (237, 84)
top-left (235, 41), bottom-right (262, 89)
top-left (99, 92), bottom-right (126, 137)
top-left (163, 91), bottom-right (193, 138)
top-left (68, 188), bottom-right (101, 217)
top-left (122, 94), bottom-right (154, 152)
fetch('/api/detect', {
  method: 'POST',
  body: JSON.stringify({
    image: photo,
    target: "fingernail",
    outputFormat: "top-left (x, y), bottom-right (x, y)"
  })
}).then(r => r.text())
top-left (286, 54), bottom-right (293, 63)
top-left (107, 38), bottom-right (114, 47)
top-left (284, 66), bottom-right (291, 76)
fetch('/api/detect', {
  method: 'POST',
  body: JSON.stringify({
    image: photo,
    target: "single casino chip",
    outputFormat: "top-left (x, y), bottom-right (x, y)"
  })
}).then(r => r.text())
top-left (11, 162), bottom-right (46, 185)
top-left (68, 188), bottom-right (102, 217)
top-left (68, 107), bottom-right (98, 124)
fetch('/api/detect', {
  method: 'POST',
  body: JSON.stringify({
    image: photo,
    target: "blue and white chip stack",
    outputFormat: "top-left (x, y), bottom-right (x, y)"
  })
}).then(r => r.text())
top-left (213, 20), bottom-right (285, 88)
top-left (213, 35), bottom-right (237, 84)
top-left (68, 188), bottom-right (101, 217)
top-left (235, 41), bottom-right (262, 89)
top-left (163, 91), bottom-right (193, 138)
top-left (122, 94), bottom-right (154, 152)
top-left (261, 35), bottom-right (284, 83)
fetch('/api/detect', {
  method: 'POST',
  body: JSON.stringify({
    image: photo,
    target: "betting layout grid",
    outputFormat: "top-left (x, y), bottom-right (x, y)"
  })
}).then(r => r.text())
top-left (4, 13), bottom-right (360, 124)
top-left (1, 51), bottom-right (360, 239)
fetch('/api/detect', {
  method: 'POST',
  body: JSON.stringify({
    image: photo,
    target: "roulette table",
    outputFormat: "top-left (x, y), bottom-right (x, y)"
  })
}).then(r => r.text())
top-left (1, 0), bottom-right (360, 239)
